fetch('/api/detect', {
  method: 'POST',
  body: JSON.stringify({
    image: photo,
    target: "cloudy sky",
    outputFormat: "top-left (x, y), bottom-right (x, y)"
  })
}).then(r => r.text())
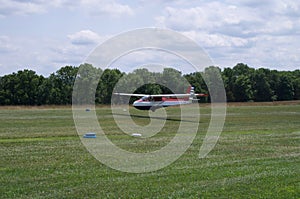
top-left (0, 0), bottom-right (299, 76)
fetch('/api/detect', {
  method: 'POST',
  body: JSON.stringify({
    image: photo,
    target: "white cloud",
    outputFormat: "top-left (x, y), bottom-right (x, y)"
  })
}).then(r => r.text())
top-left (156, 1), bottom-right (300, 37)
top-left (0, 0), bottom-right (46, 16)
top-left (156, 3), bottom-right (254, 48)
top-left (154, 1), bottom-right (300, 70)
top-left (182, 31), bottom-right (249, 48)
top-left (0, 0), bottom-right (82, 17)
top-left (80, 0), bottom-right (134, 17)
top-left (108, 49), bottom-right (196, 74)
top-left (68, 30), bottom-right (103, 45)
top-left (36, 35), bottom-right (102, 73)
top-left (248, 35), bottom-right (300, 68)
top-left (1, 0), bottom-right (300, 76)
top-left (0, 36), bottom-right (18, 53)
top-left (0, 0), bottom-right (133, 17)
top-left (233, 0), bottom-right (300, 17)
top-left (0, 35), bottom-right (96, 76)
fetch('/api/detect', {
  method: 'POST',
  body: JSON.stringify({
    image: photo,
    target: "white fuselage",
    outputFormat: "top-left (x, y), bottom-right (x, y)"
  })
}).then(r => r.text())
top-left (133, 98), bottom-right (191, 111)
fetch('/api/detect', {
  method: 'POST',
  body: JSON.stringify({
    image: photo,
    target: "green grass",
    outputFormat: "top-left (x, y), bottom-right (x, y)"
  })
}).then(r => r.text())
top-left (0, 103), bottom-right (299, 198)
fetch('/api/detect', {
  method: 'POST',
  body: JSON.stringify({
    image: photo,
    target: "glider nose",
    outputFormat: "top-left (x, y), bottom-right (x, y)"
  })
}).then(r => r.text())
top-left (133, 99), bottom-right (142, 107)
top-left (133, 100), bottom-right (137, 107)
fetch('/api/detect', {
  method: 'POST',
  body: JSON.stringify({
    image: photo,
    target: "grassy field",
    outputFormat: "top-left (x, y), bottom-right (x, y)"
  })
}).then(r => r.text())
top-left (0, 102), bottom-right (299, 198)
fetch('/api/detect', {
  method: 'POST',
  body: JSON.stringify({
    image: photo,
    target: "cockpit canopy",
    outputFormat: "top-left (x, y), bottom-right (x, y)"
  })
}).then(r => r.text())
top-left (140, 96), bottom-right (162, 102)
top-left (141, 96), bottom-right (149, 101)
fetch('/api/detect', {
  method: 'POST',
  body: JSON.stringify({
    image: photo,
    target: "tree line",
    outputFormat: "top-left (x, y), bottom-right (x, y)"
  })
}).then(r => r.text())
top-left (0, 63), bottom-right (299, 105)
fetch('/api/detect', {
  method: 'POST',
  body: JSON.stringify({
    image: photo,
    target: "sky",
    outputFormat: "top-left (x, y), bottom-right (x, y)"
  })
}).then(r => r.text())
top-left (0, 0), bottom-right (300, 76)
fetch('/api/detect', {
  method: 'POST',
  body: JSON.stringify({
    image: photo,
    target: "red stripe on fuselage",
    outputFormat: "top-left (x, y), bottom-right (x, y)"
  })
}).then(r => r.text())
top-left (162, 97), bottom-right (188, 101)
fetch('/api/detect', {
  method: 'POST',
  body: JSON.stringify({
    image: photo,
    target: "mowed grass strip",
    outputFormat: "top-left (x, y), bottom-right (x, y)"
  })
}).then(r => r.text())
top-left (0, 103), bottom-right (299, 198)
top-left (0, 108), bottom-right (76, 139)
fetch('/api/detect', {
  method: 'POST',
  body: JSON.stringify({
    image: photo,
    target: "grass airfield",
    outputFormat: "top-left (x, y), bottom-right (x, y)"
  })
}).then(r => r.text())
top-left (0, 102), bottom-right (300, 198)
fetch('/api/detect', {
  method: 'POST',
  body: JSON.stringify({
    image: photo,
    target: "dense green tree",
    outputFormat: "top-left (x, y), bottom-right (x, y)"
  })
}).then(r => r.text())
top-left (55, 66), bottom-right (79, 104)
top-left (252, 68), bottom-right (273, 101)
top-left (233, 75), bottom-right (253, 102)
top-left (39, 74), bottom-right (63, 105)
top-left (0, 70), bottom-right (44, 105)
top-left (291, 70), bottom-right (300, 100)
top-left (0, 63), bottom-right (299, 105)
top-left (276, 74), bottom-right (294, 101)
top-left (232, 63), bottom-right (254, 76)
top-left (231, 63), bottom-right (255, 102)
top-left (184, 72), bottom-right (208, 102)
top-left (203, 66), bottom-right (226, 102)
top-left (96, 68), bottom-right (123, 104)
top-left (184, 72), bottom-right (207, 93)
top-left (130, 68), bottom-right (161, 94)
top-left (160, 68), bottom-right (189, 94)
top-left (73, 63), bottom-right (102, 105)
top-left (222, 68), bottom-right (235, 102)
top-left (38, 66), bottom-right (78, 105)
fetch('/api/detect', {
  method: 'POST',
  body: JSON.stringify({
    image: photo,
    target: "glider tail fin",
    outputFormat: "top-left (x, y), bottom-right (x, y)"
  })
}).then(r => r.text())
top-left (189, 86), bottom-right (196, 102)
top-left (184, 86), bottom-right (196, 101)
